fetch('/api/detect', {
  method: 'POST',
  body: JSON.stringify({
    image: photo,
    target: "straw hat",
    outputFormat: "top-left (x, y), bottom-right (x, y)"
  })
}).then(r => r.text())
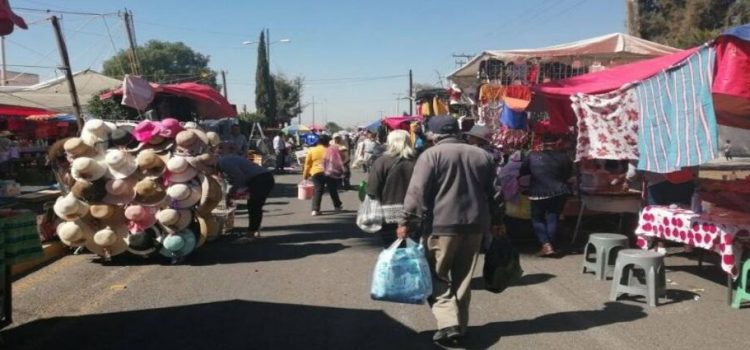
top-left (90, 203), bottom-right (127, 228)
top-left (53, 194), bottom-right (90, 221)
top-left (196, 211), bottom-right (218, 247)
top-left (206, 131), bottom-right (221, 148)
top-left (196, 174), bottom-right (222, 216)
top-left (81, 119), bottom-right (115, 149)
top-left (70, 179), bottom-right (107, 202)
top-left (136, 149), bottom-right (167, 178)
top-left (186, 153), bottom-right (218, 172)
top-left (166, 156), bottom-right (198, 183)
top-left (158, 118), bottom-right (184, 139)
top-left (167, 183), bottom-right (201, 209)
top-left (104, 149), bottom-right (137, 179)
top-left (71, 157), bottom-right (108, 182)
top-left (159, 229), bottom-right (197, 258)
top-left (156, 208), bottom-right (193, 234)
top-left (133, 178), bottom-right (167, 206)
top-left (133, 120), bottom-right (161, 144)
top-left (86, 225), bottom-right (128, 258)
top-left (125, 204), bottom-right (158, 233)
top-left (56, 220), bottom-right (94, 247)
top-left (103, 178), bottom-right (135, 205)
top-left (63, 137), bottom-right (99, 159)
top-left (126, 225), bottom-right (161, 256)
top-left (175, 129), bottom-right (208, 156)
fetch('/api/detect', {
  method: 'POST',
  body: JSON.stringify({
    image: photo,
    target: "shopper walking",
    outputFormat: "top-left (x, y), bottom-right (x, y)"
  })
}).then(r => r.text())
top-left (366, 130), bottom-right (416, 247)
top-left (273, 132), bottom-right (287, 173)
top-left (333, 134), bottom-right (351, 189)
top-left (397, 116), bottom-right (503, 345)
top-left (519, 134), bottom-right (573, 256)
top-left (361, 132), bottom-right (377, 173)
top-left (303, 134), bottom-right (343, 216)
top-left (724, 139), bottom-right (733, 161)
top-left (216, 142), bottom-right (275, 242)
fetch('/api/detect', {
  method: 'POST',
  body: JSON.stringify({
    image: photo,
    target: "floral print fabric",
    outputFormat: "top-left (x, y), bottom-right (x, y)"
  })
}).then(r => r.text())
top-left (571, 88), bottom-right (640, 162)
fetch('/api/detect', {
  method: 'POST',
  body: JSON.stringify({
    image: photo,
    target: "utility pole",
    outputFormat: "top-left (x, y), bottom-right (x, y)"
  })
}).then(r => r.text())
top-left (452, 53), bottom-right (474, 69)
top-left (50, 16), bottom-right (83, 131)
top-left (311, 96), bottom-right (316, 127)
top-left (626, 0), bottom-right (640, 36)
top-left (408, 69), bottom-right (413, 115)
top-left (221, 70), bottom-right (228, 98)
top-left (0, 36), bottom-right (6, 86)
top-left (123, 9), bottom-right (140, 75)
top-left (297, 79), bottom-right (302, 125)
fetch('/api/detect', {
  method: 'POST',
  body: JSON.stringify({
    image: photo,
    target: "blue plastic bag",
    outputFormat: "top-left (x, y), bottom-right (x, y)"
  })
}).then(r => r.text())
top-left (370, 238), bottom-right (433, 304)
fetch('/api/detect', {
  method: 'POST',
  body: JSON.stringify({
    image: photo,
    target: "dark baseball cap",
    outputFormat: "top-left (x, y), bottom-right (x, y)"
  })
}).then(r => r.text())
top-left (427, 115), bottom-right (459, 134)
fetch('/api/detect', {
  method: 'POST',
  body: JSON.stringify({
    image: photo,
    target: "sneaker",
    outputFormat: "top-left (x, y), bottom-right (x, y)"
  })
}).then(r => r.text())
top-left (432, 326), bottom-right (461, 345)
top-left (334, 206), bottom-right (343, 212)
top-left (311, 211), bottom-right (319, 216)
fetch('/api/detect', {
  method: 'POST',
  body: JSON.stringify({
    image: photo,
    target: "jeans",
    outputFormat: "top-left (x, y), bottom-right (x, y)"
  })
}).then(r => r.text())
top-left (311, 173), bottom-right (342, 212)
top-left (530, 195), bottom-right (568, 245)
top-left (247, 172), bottom-right (275, 232)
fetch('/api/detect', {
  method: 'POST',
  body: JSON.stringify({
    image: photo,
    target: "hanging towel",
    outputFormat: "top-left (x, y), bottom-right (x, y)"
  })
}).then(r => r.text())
top-left (571, 88), bottom-right (640, 162)
top-left (634, 45), bottom-right (718, 173)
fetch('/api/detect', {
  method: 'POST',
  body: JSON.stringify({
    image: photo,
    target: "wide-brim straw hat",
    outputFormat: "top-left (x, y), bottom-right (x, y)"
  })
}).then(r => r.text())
top-left (158, 229), bottom-right (197, 258)
top-left (133, 178), bottom-right (168, 206)
top-left (54, 194), bottom-right (90, 221)
top-left (105, 149), bottom-right (137, 179)
top-left (90, 203), bottom-right (127, 228)
top-left (166, 156), bottom-right (198, 183)
top-left (167, 182), bottom-right (201, 209)
top-left (156, 208), bottom-right (193, 234)
top-left (136, 149), bottom-right (168, 179)
top-left (125, 204), bottom-right (159, 232)
top-left (56, 220), bottom-right (95, 247)
top-left (103, 178), bottom-right (136, 205)
top-left (196, 174), bottom-right (222, 216)
top-left (175, 129), bottom-right (209, 156)
top-left (63, 137), bottom-right (99, 159)
top-left (126, 225), bottom-right (161, 256)
top-left (196, 211), bottom-right (218, 248)
top-left (70, 179), bottom-right (107, 202)
top-left (71, 157), bottom-right (108, 182)
top-left (85, 224), bottom-right (128, 258)
top-left (81, 119), bottom-right (116, 152)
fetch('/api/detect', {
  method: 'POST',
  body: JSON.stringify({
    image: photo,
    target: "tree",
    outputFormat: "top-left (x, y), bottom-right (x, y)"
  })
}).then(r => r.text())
top-left (634, 0), bottom-right (749, 48)
top-left (102, 40), bottom-right (218, 87)
top-left (86, 92), bottom-right (139, 120)
top-left (238, 111), bottom-right (266, 134)
top-left (274, 73), bottom-right (304, 126)
top-left (325, 122), bottom-right (343, 133)
top-left (255, 31), bottom-right (278, 127)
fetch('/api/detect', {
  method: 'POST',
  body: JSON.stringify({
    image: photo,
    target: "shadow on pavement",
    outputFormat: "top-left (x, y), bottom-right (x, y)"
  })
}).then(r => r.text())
top-left (470, 273), bottom-right (556, 291)
top-left (1, 300), bottom-right (436, 350)
top-left (187, 240), bottom-right (349, 266)
top-left (419, 302), bottom-right (647, 350)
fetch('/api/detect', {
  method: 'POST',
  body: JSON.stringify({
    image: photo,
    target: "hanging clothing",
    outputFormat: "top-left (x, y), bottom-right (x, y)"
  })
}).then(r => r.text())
top-left (500, 105), bottom-right (528, 130)
top-left (571, 88), bottom-right (640, 162)
top-left (479, 84), bottom-right (505, 105)
top-left (432, 97), bottom-right (449, 115)
top-left (634, 45), bottom-right (718, 173)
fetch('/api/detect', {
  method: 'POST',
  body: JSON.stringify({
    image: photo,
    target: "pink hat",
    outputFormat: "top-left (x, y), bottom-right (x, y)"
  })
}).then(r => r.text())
top-left (124, 205), bottom-right (158, 233)
top-left (133, 120), bottom-right (161, 143)
top-left (158, 118), bottom-right (184, 139)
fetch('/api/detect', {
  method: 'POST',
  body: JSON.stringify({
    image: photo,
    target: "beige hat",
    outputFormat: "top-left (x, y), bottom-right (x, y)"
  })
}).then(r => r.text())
top-left (133, 178), bottom-right (167, 206)
top-left (53, 194), bottom-right (90, 221)
top-left (103, 178), bottom-right (135, 205)
top-left (71, 157), bottom-right (108, 181)
top-left (105, 149), bottom-right (137, 179)
top-left (206, 131), bottom-right (221, 148)
top-left (175, 129), bottom-right (209, 155)
top-left (196, 174), bottom-right (222, 216)
top-left (136, 149), bottom-right (167, 178)
top-left (186, 153), bottom-right (218, 172)
top-left (80, 119), bottom-right (115, 149)
top-left (196, 211), bottom-right (218, 247)
top-left (86, 225), bottom-right (128, 258)
top-left (166, 183), bottom-right (201, 209)
top-left (56, 220), bottom-right (94, 247)
top-left (63, 137), bottom-right (99, 159)
top-left (156, 208), bottom-right (193, 234)
top-left (70, 179), bottom-right (107, 202)
top-left (166, 156), bottom-right (198, 183)
top-left (90, 204), bottom-right (127, 228)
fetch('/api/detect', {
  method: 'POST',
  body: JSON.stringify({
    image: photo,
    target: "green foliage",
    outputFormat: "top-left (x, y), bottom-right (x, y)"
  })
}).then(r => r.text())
top-left (238, 111), bottom-right (266, 133)
top-left (636, 0), bottom-right (749, 48)
top-left (255, 32), bottom-right (278, 127)
top-left (102, 40), bottom-right (218, 87)
top-left (325, 122), bottom-right (343, 133)
top-left (274, 73), bottom-right (304, 125)
top-left (86, 92), bottom-right (139, 120)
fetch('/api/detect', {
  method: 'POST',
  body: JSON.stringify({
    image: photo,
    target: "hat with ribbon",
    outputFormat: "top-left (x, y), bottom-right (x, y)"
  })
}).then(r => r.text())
top-left (63, 137), bottom-right (99, 159)
top-left (167, 183), bottom-right (202, 209)
top-left (175, 129), bottom-right (209, 156)
top-left (126, 225), bottom-right (161, 256)
top-left (105, 149), bottom-right (137, 179)
top-left (136, 149), bottom-right (167, 178)
top-left (56, 220), bottom-right (94, 247)
top-left (133, 177), bottom-right (167, 206)
top-left (53, 194), bottom-right (90, 221)
top-left (156, 208), bottom-right (193, 234)
top-left (71, 157), bottom-right (108, 182)
top-left (159, 229), bottom-right (197, 258)
top-left (166, 156), bottom-right (198, 183)
top-left (86, 225), bottom-right (128, 258)
top-left (125, 204), bottom-right (158, 233)
top-left (103, 178), bottom-right (135, 205)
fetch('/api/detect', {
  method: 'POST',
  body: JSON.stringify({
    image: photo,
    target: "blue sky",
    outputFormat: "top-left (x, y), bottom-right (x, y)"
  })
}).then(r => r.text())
top-left (6, 0), bottom-right (625, 127)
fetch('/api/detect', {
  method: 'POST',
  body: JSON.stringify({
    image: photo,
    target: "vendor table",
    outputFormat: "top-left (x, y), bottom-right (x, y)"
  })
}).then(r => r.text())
top-left (634, 205), bottom-right (750, 304)
top-left (572, 191), bottom-right (642, 243)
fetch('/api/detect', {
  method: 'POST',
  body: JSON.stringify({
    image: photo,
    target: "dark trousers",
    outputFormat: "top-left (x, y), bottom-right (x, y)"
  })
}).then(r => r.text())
top-left (275, 150), bottom-right (286, 172)
top-left (247, 172), bottom-right (275, 232)
top-left (311, 173), bottom-right (342, 211)
top-left (530, 195), bottom-right (567, 245)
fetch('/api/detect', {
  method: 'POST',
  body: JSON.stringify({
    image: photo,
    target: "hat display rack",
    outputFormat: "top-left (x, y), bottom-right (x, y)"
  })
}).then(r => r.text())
top-left (53, 118), bottom-right (223, 263)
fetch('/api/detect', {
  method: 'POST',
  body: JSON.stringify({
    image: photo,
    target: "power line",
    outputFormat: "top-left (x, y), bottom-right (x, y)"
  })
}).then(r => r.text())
top-left (13, 6), bottom-right (119, 17)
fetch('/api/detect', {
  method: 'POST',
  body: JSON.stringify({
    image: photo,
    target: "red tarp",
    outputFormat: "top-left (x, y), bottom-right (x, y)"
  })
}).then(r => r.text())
top-left (102, 82), bottom-right (236, 119)
top-left (383, 116), bottom-right (421, 131)
top-left (0, 105), bottom-right (54, 117)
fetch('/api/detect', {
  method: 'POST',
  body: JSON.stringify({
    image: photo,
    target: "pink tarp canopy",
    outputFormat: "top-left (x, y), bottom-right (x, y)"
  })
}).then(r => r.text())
top-left (383, 116), bottom-right (421, 130)
top-left (103, 82), bottom-right (236, 119)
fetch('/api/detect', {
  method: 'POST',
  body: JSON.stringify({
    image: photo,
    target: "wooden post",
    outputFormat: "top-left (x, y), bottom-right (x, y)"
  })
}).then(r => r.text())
top-left (50, 16), bottom-right (83, 132)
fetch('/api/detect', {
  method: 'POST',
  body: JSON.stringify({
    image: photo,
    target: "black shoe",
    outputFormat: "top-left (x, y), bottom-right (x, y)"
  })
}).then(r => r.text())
top-left (432, 326), bottom-right (461, 345)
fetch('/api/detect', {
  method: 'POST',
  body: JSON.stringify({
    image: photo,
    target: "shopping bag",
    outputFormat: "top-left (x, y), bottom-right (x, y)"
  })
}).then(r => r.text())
top-left (356, 195), bottom-right (383, 233)
top-left (370, 238), bottom-right (433, 304)
top-left (483, 235), bottom-right (523, 293)
top-left (357, 181), bottom-right (367, 202)
top-left (323, 146), bottom-right (344, 179)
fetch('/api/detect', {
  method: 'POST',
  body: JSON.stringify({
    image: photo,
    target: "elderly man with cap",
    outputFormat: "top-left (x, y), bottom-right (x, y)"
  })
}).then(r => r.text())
top-left (397, 115), bottom-right (504, 346)
top-left (215, 141), bottom-right (275, 242)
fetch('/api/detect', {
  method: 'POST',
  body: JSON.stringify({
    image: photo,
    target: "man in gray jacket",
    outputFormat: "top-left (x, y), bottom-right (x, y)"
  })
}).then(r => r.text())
top-left (397, 115), bottom-right (503, 345)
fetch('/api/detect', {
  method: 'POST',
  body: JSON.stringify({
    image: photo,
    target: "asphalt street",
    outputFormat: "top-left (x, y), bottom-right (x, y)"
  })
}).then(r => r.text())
top-left (2, 171), bottom-right (750, 350)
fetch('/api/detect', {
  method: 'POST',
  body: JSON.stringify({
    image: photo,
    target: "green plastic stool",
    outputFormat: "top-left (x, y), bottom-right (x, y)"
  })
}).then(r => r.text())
top-left (732, 259), bottom-right (750, 309)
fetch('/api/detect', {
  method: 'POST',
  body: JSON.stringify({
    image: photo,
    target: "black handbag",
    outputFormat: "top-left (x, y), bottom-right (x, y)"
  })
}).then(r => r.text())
top-left (483, 235), bottom-right (523, 293)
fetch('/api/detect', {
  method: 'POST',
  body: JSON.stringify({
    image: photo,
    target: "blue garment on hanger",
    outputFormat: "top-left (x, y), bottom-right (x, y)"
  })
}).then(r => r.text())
top-left (500, 106), bottom-right (528, 130)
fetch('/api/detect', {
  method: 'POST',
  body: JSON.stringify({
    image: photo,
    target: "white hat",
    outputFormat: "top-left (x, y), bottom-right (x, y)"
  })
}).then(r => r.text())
top-left (105, 149), bottom-right (137, 179)
top-left (166, 156), bottom-right (198, 183)
top-left (156, 208), bottom-right (193, 234)
top-left (80, 119), bottom-right (115, 148)
top-left (53, 194), bottom-right (90, 221)
top-left (166, 183), bottom-right (201, 209)
top-left (56, 221), bottom-right (94, 247)
top-left (103, 178), bottom-right (135, 205)
top-left (86, 225), bottom-right (128, 257)
top-left (71, 157), bottom-right (108, 181)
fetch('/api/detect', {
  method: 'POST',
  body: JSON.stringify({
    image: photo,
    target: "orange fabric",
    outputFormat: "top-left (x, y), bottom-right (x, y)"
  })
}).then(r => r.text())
top-left (479, 84), bottom-right (506, 104)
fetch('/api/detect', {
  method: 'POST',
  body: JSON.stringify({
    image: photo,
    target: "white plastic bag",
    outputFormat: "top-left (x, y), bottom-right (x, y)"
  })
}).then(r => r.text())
top-left (356, 195), bottom-right (383, 233)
